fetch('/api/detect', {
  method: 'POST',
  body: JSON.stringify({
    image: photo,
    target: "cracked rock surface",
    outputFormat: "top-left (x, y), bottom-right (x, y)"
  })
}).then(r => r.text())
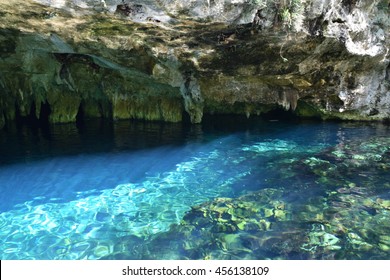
top-left (0, 0), bottom-right (389, 128)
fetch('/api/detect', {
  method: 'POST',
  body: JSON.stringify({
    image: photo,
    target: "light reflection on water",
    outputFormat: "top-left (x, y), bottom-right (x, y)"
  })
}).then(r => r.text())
top-left (0, 118), bottom-right (389, 259)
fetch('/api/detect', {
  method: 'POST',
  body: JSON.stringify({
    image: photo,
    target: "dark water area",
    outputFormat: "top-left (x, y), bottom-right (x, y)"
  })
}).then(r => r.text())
top-left (0, 117), bottom-right (389, 260)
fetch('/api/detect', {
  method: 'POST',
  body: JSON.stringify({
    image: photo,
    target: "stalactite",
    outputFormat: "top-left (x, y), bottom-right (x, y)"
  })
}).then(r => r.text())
top-left (180, 72), bottom-right (204, 124)
top-left (279, 89), bottom-right (299, 111)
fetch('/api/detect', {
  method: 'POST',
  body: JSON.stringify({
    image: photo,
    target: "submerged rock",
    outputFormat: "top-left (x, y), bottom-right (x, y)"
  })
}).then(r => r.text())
top-left (111, 134), bottom-right (390, 260)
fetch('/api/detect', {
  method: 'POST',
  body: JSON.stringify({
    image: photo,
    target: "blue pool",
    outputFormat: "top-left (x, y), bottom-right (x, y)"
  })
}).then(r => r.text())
top-left (0, 118), bottom-right (389, 259)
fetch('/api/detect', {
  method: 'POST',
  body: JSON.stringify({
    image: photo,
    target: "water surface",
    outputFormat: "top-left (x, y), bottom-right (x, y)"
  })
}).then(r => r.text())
top-left (0, 118), bottom-right (389, 259)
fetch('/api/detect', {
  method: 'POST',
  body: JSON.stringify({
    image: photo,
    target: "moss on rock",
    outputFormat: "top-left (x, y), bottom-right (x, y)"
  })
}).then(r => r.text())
top-left (0, 0), bottom-right (389, 127)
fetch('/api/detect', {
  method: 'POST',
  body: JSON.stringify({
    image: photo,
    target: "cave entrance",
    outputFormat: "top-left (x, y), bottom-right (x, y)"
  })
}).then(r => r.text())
top-left (39, 101), bottom-right (51, 124)
top-left (75, 102), bottom-right (87, 131)
top-left (14, 101), bottom-right (52, 129)
top-left (14, 102), bottom-right (38, 127)
top-left (260, 106), bottom-right (298, 121)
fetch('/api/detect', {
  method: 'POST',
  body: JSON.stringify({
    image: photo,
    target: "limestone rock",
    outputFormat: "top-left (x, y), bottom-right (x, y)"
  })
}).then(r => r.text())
top-left (0, 0), bottom-right (389, 128)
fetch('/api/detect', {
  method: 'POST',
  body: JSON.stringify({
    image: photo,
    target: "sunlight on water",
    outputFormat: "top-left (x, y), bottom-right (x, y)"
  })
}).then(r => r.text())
top-left (0, 120), bottom-right (389, 260)
top-left (0, 135), bottom-right (310, 259)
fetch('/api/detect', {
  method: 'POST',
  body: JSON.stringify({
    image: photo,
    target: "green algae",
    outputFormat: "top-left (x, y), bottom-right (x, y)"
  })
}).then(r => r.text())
top-left (295, 100), bottom-right (324, 119)
top-left (111, 95), bottom-right (183, 122)
top-left (89, 18), bottom-right (139, 37)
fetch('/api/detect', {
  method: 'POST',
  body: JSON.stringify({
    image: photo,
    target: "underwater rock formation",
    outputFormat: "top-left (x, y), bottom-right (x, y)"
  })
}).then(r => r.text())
top-left (0, 0), bottom-right (389, 128)
top-left (102, 133), bottom-right (390, 260)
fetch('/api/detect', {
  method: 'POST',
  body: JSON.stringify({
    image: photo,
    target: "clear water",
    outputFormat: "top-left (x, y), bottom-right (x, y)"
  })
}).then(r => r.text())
top-left (0, 118), bottom-right (389, 260)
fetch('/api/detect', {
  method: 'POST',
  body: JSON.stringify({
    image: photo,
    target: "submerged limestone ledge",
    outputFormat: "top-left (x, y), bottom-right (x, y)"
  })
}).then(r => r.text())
top-left (0, 0), bottom-right (389, 128)
top-left (100, 134), bottom-right (390, 260)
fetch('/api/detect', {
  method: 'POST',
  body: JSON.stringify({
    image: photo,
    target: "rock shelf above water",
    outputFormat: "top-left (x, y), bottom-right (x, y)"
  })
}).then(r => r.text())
top-left (0, 0), bottom-right (389, 129)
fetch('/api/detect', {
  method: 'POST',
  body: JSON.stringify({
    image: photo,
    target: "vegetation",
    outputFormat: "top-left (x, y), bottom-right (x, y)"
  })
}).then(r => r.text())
top-left (280, 0), bottom-right (303, 28)
top-left (377, 0), bottom-right (389, 12)
top-left (250, 0), bottom-right (303, 29)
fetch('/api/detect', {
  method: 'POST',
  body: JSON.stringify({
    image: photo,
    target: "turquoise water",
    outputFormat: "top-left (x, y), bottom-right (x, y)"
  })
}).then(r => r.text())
top-left (0, 118), bottom-right (389, 259)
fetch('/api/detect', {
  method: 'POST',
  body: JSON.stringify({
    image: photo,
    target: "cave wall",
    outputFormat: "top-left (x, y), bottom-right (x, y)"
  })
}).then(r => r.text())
top-left (0, 0), bottom-right (389, 128)
top-left (0, 27), bottom-right (183, 127)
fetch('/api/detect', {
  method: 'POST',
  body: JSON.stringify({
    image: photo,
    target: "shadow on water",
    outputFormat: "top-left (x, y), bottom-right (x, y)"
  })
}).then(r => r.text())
top-left (0, 114), bottom-right (316, 166)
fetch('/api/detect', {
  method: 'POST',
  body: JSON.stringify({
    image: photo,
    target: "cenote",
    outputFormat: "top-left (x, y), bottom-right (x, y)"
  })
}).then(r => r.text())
top-left (0, 116), bottom-right (389, 260)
